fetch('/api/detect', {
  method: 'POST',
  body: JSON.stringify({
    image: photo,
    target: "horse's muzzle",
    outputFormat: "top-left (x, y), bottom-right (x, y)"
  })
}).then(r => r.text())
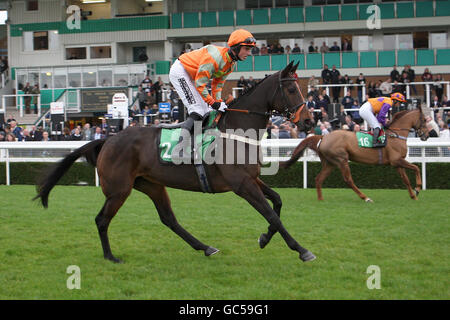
top-left (297, 118), bottom-right (312, 132)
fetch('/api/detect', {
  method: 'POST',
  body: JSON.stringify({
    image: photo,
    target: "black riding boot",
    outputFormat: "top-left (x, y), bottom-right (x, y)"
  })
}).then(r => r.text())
top-left (180, 112), bottom-right (202, 132)
top-left (178, 112), bottom-right (203, 144)
top-left (176, 112), bottom-right (203, 162)
top-left (372, 127), bottom-right (386, 148)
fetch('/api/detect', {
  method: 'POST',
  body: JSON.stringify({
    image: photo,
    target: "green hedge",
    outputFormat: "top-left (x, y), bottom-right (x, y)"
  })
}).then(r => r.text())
top-left (261, 162), bottom-right (450, 189)
top-left (0, 163), bottom-right (95, 186)
top-left (0, 162), bottom-right (448, 189)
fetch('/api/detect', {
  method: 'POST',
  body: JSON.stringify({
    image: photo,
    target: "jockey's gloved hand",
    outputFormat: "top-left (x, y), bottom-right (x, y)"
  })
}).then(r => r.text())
top-left (211, 101), bottom-right (228, 113)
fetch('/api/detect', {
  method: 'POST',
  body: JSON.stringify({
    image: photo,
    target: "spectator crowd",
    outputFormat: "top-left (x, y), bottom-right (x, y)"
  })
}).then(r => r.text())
top-left (240, 63), bottom-right (449, 138)
top-left (249, 39), bottom-right (353, 56)
top-left (2, 61), bottom-right (449, 142)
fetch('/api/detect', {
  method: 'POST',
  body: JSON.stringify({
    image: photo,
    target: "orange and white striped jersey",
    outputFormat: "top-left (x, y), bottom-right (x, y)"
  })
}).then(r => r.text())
top-left (179, 45), bottom-right (235, 105)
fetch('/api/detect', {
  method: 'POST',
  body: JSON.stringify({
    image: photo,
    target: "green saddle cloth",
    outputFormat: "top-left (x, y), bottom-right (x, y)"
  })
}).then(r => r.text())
top-left (159, 111), bottom-right (219, 163)
top-left (356, 130), bottom-right (386, 148)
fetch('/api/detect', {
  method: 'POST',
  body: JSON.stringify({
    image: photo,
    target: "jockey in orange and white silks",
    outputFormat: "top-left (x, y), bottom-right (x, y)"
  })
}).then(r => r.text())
top-left (169, 29), bottom-right (256, 130)
top-left (359, 92), bottom-right (406, 147)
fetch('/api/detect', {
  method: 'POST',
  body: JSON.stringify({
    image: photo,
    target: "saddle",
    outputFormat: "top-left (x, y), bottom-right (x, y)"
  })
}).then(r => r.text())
top-left (157, 111), bottom-right (221, 193)
top-left (158, 111), bottom-right (220, 162)
top-left (356, 129), bottom-right (386, 148)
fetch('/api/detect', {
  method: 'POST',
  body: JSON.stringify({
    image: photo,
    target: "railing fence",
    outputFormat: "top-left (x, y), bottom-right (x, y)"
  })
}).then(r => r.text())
top-left (0, 139), bottom-right (448, 189)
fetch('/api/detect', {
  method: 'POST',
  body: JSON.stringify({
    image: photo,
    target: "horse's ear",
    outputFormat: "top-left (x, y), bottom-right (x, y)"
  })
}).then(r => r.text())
top-left (292, 61), bottom-right (300, 73)
top-left (281, 61), bottom-right (294, 77)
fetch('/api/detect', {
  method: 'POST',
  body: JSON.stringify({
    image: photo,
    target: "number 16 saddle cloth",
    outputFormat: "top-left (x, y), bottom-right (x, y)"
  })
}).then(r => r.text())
top-left (356, 129), bottom-right (386, 148)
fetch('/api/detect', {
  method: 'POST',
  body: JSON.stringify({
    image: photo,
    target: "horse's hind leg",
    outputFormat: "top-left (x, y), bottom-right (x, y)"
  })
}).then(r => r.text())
top-left (338, 161), bottom-right (372, 202)
top-left (256, 178), bottom-right (282, 249)
top-left (95, 192), bottom-right (130, 263)
top-left (133, 177), bottom-right (217, 256)
top-left (315, 158), bottom-right (335, 201)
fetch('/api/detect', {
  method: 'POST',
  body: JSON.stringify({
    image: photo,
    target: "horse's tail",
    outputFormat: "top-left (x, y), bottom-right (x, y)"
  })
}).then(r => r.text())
top-left (34, 139), bottom-right (106, 208)
top-left (280, 135), bottom-right (323, 169)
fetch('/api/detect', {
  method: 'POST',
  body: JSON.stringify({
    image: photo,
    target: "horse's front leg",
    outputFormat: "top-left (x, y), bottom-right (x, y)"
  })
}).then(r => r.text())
top-left (233, 176), bottom-right (315, 262)
top-left (256, 178), bottom-right (282, 249)
top-left (392, 158), bottom-right (421, 199)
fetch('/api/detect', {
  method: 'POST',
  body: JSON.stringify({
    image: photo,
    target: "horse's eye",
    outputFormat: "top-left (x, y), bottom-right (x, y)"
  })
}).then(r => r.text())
top-left (287, 87), bottom-right (296, 94)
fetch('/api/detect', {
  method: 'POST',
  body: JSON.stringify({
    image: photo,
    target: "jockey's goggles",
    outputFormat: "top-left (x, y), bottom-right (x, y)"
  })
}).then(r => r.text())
top-left (240, 37), bottom-right (256, 46)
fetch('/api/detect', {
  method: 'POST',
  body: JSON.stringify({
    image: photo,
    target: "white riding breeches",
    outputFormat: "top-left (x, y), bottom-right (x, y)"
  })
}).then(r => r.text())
top-left (359, 101), bottom-right (381, 129)
top-left (169, 59), bottom-right (212, 117)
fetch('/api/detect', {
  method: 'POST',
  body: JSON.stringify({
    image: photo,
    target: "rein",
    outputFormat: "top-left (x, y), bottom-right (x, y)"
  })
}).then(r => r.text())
top-left (386, 129), bottom-right (408, 141)
top-left (385, 111), bottom-right (425, 140)
top-left (225, 108), bottom-right (271, 117)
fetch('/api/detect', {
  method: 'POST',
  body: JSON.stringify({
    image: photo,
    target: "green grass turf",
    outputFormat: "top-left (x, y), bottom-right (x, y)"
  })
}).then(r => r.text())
top-left (0, 185), bottom-right (448, 300)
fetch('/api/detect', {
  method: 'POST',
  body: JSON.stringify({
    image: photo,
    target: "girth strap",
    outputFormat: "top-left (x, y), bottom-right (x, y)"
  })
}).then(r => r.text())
top-left (194, 164), bottom-right (213, 193)
top-left (378, 148), bottom-right (383, 165)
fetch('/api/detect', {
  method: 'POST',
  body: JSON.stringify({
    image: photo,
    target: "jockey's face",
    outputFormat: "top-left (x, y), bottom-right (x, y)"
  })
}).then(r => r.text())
top-left (238, 46), bottom-right (252, 60)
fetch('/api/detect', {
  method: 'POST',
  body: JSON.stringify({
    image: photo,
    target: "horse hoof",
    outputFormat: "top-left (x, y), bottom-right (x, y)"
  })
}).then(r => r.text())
top-left (300, 250), bottom-right (316, 262)
top-left (365, 198), bottom-right (373, 203)
top-left (205, 247), bottom-right (220, 256)
top-left (106, 256), bottom-right (123, 264)
top-left (258, 234), bottom-right (269, 249)
top-left (415, 189), bottom-right (420, 197)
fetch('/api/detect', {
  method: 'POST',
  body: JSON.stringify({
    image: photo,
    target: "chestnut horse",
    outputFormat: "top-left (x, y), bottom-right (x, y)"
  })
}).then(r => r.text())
top-left (281, 107), bottom-right (429, 202)
top-left (35, 61), bottom-right (317, 263)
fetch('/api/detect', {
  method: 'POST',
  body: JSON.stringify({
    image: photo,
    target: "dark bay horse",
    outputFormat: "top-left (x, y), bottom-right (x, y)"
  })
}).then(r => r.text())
top-left (35, 61), bottom-right (317, 263)
top-left (281, 107), bottom-right (429, 202)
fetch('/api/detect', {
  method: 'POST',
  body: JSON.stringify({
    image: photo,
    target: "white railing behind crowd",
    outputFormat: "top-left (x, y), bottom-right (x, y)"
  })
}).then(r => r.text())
top-left (1, 94), bottom-right (42, 117)
top-left (308, 83), bottom-right (367, 102)
top-left (1, 73), bottom-right (5, 89)
top-left (0, 139), bottom-right (448, 189)
top-left (307, 81), bottom-right (450, 110)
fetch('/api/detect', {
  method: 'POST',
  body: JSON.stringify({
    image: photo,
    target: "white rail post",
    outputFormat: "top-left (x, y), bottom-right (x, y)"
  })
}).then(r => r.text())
top-left (38, 95), bottom-right (41, 117)
top-left (95, 168), bottom-right (99, 187)
top-left (6, 148), bottom-right (10, 186)
top-left (303, 158), bottom-right (307, 189)
top-left (426, 84), bottom-right (431, 108)
top-left (19, 96), bottom-right (23, 118)
top-left (406, 84), bottom-right (410, 99)
top-left (362, 84), bottom-right (366, 101)
top-left (422, 161), bottom-right (426, 191)
top-left (421, 145), bottom-right (426, 190)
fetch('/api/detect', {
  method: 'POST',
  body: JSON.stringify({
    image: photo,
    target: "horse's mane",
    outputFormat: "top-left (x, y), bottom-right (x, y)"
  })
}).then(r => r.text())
top-left (227, 74), bottom-right (272, 107)
top-left (391, 109), bottom-right (417, 123)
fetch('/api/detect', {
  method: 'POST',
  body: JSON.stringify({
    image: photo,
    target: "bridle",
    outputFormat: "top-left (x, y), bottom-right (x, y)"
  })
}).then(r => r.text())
top-left (270, 71), bottom-right (306, 121)
top-left (226, 71), bottom-right (306, 120)
top-left (413, 114), bottom-right (427, 139)
top-left (386, 110), bottom-right (427, 140)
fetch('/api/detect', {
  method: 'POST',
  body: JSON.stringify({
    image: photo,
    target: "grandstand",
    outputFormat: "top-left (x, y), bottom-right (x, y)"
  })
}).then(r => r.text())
top-left (0, 0), bottom-right (449, 134)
